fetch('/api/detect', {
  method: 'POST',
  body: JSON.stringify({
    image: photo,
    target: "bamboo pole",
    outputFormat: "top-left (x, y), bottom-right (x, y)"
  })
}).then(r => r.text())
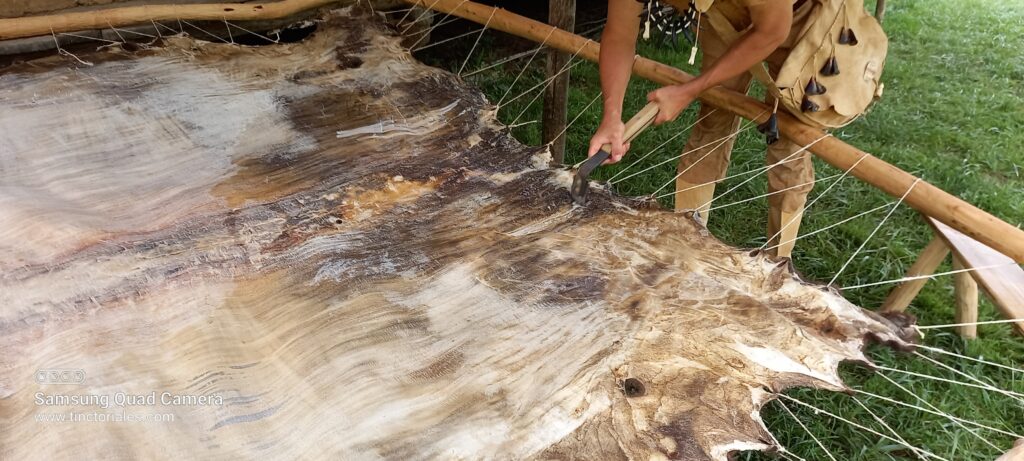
top-left (399, 0), bottom-right (1024, 264)
top-left (0, 0), bottom-right (339, 40)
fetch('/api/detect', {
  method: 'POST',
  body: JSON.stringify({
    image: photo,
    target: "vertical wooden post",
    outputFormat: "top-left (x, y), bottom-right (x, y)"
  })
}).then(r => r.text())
top-left (880, 236), bottom-right (949, 313)
top-left (875, 0), bottom-right (887, 23)
top-left (952, 256), bottom-right (979, 339)
top-left (542, 0), bottom-right (575, 165)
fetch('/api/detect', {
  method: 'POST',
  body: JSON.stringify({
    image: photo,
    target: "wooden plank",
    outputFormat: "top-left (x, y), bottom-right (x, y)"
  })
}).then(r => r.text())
top-left (880, 236), bottom-right (949, 313)
top-left (928, 217), bottom-right (1024, 335)
top-left (396, 0), bottom-right (1024, 264)
top-left (952, 256), bottom-right (979, 339)
top-left (541, 0), bottom-right (575, 165)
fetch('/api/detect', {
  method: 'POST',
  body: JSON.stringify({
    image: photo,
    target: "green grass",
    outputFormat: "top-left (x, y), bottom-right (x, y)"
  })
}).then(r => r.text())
top-left (416, 0), bottom-right (1024, 458)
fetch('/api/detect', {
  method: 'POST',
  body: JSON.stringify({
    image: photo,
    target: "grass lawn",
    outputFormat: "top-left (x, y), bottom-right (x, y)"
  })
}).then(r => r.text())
top-left (416, 0), bottom-right (1023, 458)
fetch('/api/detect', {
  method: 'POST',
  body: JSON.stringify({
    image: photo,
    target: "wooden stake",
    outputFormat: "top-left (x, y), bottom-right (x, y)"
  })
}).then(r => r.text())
top-left (880, 236), bottom-right (949, 313)
top-left (397, 0), bottom-right (1024, 264)
top-left (542, 0), bottom-right (575, 165)
top-left (952, 256), bottom-right (979, 339)
top-left (0, 0), bottom-right (339, 40)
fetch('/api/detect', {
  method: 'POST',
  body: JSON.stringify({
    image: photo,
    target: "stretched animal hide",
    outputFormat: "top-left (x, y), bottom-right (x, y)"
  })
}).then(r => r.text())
top-left (0, 8), bottom-right (915, 460)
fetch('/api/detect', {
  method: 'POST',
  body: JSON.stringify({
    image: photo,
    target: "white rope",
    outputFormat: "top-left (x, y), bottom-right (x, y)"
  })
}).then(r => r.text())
top-left (506, 43), bottom-right (590, 126)
top-left (828, 178), bottom-right (921, 286)
top-left (913, 351), bottom-right (1024, 403)
top-left (113, 26), bottom-right (156, 39)
top-left (225, 20), bottom-right (280, 44)
top-left (607, 109), bottom-right (718, 182)
top-left (917, 318), bottom-right (1024, 330)
top-left (507, 120), bottom-right (540, 129)
top-left (550, 90), bottom-right (603, 153)
top-left (916, 344), bottom-right (1024, 375)
top-left (611, 119), bottom-right (758, 186)
top-left (780, 394), bottom-right (950, 461)
top-left (498, 49), bottom-right (585, 110)
top-left (644, 113), bottom-right (767, 197)
top-left (106, 20), bottom-right (128, 42)
top-left (841, 262), bottom-right (1021, 290)
top-left (853, 387), bottom-right (1024, 439)
top-left (414, 24), bottom-right (483, 52)
top-left (408, 0), bottom-right (469, 49)
top-left (400, 0), bottom-right (444, 33)
top-left (763, 203), bottom-right (890, 252)
top-left (396, 0), bottom-right (424, 25)
top-left (850, 395), bottom-right (933, 460)
top-left (458, 9), bottom-right (497, 76)
top-left (875, 365), bottom-right (1024, 399)
top-left (779, 450), bottom-right (810, 461)
top-left (496, 27), bottom-right (557, 106)
top-left (152, 19), bottom-right (182, 36)
top-left (50, 28), bottom-right (93, 66)
top-left (180, 19), bottom-right (230, 44)
top-left (692, 133), bottom-right (832, 211)
top-left (58, 32), bottom-right (121, 45)
top-left (706, 172), bottom-right (845, 212)
top-left (223, 18), bottom-right (235, 44)
top-left (761, 155), bottom-right (868, 250)
top-left (774, 399), bottom-right (839, 461)
top-left (875, 372), bottom-right (1001, 451)
top-left (660, 145), bottom-right (807, 198)
top-left (464, 46), bottom-right (544, 77)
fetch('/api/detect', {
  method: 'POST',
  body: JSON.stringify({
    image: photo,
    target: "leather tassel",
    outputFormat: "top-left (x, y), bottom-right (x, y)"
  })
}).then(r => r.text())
top-left (805, 77), bottom-right (827, 95)
top-left (820, 56), bottom-right (840, 76)
top-left (757, 112), bottom-right (779, 145)
top-left (801, 97), bottom-right (819, 113)
top-left (838, 27), bottom-right (858, 45)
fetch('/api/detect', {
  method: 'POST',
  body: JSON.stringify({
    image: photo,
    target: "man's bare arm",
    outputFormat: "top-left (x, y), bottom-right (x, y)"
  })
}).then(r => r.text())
top-left (598, 0), bottom-right (643, 121)
top-left (649, 0), bottom-right (792, 124)
top-left (587, 0), bottom-right (642, 162)
top-left (687, 0), bottom-right (792, 94)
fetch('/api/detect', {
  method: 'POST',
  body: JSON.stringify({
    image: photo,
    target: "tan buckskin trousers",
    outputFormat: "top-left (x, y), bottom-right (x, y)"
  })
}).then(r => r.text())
top-left (675, 5), bottom-right (814, 258)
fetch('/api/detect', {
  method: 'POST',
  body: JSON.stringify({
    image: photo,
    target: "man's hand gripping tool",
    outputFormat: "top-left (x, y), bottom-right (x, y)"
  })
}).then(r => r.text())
top-left (570, 102), bottom-right (660, 205)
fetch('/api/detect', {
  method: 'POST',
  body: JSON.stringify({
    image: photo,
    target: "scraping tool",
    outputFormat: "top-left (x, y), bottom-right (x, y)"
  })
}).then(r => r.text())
top-left (570, 102), bottom-right (660, 205)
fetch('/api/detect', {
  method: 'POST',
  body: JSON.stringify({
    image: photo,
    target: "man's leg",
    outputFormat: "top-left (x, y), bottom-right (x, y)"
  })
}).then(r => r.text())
top-left (765, 133), bottom-right (814, 258)
top-left (763, 14), bottom-right (815, 259)
top-left (674, 33), bottom-right (752, 223)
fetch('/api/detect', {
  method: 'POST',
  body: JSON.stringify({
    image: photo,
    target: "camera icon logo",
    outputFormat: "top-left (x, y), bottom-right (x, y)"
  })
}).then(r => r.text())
top-left (35, 369), bottom-right (86, 385)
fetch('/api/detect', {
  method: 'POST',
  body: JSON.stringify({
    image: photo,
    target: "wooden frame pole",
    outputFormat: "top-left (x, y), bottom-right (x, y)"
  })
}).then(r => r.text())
top-left (952, 256), bottom-right (979, 339)
top-left (398, 0), bottom-right (1024, 264)
top-left (880, 236), bottom-right (949, 313)
top-left (542, 0), bottom-right (576, 165)
top-left (0, 0), bottom-right (339, 40)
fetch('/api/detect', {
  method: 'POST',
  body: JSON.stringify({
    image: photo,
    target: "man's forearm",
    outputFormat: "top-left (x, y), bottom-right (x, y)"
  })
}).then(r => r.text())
top-left (689, 0), bottom-right (791, 94)
top-left (689, 28), bottom-right (785, 93)
top-left (599, 37), bottom-right (636, 120)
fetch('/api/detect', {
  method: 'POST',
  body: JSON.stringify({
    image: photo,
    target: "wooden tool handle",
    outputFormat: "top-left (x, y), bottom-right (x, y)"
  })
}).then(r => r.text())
top-left (599, 102), bottom-right (659, 154)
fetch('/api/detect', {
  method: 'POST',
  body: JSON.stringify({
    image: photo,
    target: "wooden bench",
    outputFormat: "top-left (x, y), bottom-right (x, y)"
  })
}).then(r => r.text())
top-left (881, 216), bottom-right (1024, 338)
